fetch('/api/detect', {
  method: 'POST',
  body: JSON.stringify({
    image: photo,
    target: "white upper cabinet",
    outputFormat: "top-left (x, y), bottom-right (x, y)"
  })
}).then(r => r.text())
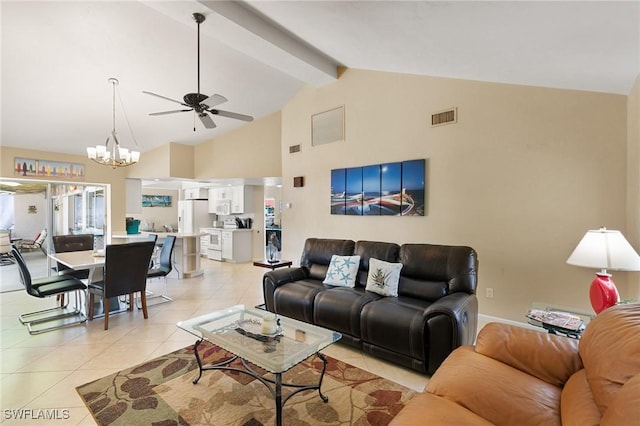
top-left (184, 187), bottom-right (209, 200)
top-left (209, 186), bottom-right (253, 214)
top-left (231, 185), bottom-right (253, 214)
top-left (208, 187), bottom-right (233, 213)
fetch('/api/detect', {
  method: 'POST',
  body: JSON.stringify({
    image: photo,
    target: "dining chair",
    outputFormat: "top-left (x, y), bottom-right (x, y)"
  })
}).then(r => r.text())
top-left (52, 234), bottom-right (94, 279)
top-left (88, 241), bottom-right (155, 330)
top-left (147, 233), bottom-right (159, 267)
top-left (142, 235), bottom-right (176, 307)
top-left (12, 247), bottom-right (87, 334)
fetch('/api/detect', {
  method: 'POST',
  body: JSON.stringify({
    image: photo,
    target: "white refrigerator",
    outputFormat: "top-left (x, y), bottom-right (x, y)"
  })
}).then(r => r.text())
top-left (178, 200), bottom-right (210, 233)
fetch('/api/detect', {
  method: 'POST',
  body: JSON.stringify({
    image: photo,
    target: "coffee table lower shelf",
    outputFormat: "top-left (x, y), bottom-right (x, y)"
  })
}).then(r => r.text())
top-left (190, 339), bottom-right (329, 426)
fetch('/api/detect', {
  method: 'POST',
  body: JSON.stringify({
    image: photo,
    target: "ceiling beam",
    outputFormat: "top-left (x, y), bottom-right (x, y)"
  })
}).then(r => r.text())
top-left (197, 0), bottom-right (338, 86)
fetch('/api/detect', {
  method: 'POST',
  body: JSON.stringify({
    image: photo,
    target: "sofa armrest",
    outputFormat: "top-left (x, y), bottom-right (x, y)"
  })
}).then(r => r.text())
top-left (475, 323), bottom-right (583, 387)
top-left (422, 292), bottom-right (478, 374)
top-left (262, 267), bottom-right (308, 311)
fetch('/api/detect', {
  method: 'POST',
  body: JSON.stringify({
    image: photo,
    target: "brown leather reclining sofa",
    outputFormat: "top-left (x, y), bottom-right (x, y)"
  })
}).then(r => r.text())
top-left (262, 238), bottom-right (479, 374)
top-left (390, 303), bottom-right (640, 425)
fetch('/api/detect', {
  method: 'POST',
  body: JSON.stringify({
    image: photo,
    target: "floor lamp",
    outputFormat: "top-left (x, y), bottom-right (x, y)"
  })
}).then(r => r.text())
top-left (567, 228), bottom-right (640, 314)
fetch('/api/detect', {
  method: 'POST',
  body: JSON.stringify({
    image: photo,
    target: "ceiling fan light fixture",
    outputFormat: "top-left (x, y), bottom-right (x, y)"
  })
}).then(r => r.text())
top-left (88, 78), bottom-right (141, 169)
top-left (142, 12), bottom-right (253, 130)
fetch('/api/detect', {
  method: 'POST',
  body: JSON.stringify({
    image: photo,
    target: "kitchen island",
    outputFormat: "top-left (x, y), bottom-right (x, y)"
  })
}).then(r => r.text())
top-left (111, 232), bottom-right (206, 278)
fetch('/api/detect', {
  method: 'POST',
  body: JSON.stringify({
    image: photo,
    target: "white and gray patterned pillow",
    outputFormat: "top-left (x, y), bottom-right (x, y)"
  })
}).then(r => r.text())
top-left (323, 255), bottom-right (361, 288)
top-left (365, 258), bottom-right (403, 297)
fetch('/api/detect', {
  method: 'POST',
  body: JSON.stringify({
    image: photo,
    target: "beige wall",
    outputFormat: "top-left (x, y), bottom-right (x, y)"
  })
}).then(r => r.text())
top-left (126, 143), bottom-right (194, 180)
top-left (279, 69), bottom-right (630, 321)
top-left (2, 70), bottom-right (636, 322)
top-left (0, 147), bottom-right (128, 235)
top-left (194, 112), bottom-right (282, 179)
top-left (128, 187), bottom-right (180, 232)
top-left (628, 73), bottom-right (640, 300)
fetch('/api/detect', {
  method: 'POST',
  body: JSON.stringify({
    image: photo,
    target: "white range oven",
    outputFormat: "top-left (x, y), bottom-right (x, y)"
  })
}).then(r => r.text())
top-left (204, 228), bottom-right (223, 261)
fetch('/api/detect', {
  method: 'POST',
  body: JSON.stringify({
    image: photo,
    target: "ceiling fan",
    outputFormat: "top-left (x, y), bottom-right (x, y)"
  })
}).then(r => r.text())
top-left (143, 12), bottom-right (253, 130)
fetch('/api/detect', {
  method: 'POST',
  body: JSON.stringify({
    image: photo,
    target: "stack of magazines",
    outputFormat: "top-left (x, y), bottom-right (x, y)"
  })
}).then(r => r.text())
top-left (527, 309), bottom-right (585, 332)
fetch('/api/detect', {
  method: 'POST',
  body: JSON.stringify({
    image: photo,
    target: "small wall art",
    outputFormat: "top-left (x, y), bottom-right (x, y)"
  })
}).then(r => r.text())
top-left (15, 157), bottom-right (85, 179)
top-left (331, 159), bottom-right (425, 216)
top-left (142, 195), bottom-right (172, 207)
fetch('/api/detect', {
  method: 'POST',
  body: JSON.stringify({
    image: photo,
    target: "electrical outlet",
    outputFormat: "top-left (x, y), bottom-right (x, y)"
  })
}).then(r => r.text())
top-left (485, 288), bottom-right (494, 299)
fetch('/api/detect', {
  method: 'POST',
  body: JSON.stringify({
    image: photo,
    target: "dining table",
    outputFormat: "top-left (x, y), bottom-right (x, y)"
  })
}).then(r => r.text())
top-left (49, 250), bottom-right (105, 281)
top-left (48, 250), bottom-right (124, 319)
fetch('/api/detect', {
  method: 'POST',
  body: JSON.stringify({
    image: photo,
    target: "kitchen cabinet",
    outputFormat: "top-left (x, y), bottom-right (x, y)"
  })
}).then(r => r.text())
top-left (199, 228), bottom-right (211, 256)
top-left (208, 188), bottom-right (216, 213)
top-left (231, 185), bottom-right (253, 214)
top-left (221, 229), bottom-right (252, 263)
top-left (209, 185), bottom-right (253, 214)
top-left (184, 187), bottom-right (208, 200)
top-left (208, 187), bottom-right (233, 213)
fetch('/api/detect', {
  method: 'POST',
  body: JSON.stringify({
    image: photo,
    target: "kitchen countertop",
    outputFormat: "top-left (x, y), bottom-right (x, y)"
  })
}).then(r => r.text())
top-left (199, 228), bottom-right (252, 232)
top-left (112, 232), bottom-right (207, 239)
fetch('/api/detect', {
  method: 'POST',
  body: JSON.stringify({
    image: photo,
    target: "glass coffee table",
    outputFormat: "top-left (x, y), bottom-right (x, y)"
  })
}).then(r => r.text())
top-left (177, 305), bottom-right (341, 426)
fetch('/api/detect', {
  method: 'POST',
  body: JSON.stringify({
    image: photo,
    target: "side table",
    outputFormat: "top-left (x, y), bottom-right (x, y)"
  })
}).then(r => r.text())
top-left (253, 259), bottom-right (292, 270)
top-left (527, 303), bottom-right (593, 339)
top-left (254, 260), bottom-right (293, 310)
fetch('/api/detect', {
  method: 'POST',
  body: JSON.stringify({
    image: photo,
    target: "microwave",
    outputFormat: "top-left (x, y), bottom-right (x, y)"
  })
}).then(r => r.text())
top-left (215, 200), bottom-right (231, 215)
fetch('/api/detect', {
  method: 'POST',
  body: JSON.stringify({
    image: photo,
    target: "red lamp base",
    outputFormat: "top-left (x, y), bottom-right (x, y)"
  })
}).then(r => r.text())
top-left (589, 273), bottom-right (620, 314)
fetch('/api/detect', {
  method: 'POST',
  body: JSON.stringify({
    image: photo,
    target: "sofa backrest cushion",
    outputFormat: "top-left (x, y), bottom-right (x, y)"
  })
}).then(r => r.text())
top-left (579, 303), bottom-right (640, 416)
top-left (398, 244), bottom-right (478, 300)
top-left (354, 240), bottom-right (400, 287)
top-left (300, 238), bottom-right (356, 281)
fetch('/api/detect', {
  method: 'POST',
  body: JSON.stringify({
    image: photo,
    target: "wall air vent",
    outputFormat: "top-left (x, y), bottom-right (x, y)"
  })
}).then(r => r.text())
top-left (289, 144), bottom-right (301, 154)
top-left (431, 107), bottom-right (457, 127)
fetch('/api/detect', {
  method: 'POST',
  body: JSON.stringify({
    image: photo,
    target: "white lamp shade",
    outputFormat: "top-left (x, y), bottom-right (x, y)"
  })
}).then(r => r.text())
top-left (130, 151), bottom-right (140, 163)
top-left (567, 228), bottom-right (640, 271)
top-left (87, 147), bottom-right (97, 159)
top-left (96, 145), bottom-right (107, 157)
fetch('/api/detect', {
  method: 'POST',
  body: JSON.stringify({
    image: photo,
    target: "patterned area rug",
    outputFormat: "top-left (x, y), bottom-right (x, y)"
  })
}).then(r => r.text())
top-left (76, 341), bottom-right (416, 426)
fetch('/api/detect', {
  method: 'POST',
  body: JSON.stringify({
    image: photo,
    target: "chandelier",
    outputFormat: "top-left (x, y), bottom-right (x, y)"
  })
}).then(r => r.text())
top-left (87, 78), bottom-right (140, 168)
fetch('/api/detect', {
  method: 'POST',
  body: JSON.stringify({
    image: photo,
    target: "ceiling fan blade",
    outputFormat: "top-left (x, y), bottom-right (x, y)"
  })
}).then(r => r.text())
top-left (149, 109), bottom-right (192, 116)
top-left (198, 112), bottom-right (216, 129)
top-left (201, 94), bottom-right (228, 108)
top-left (142, 91), bottom-right (188, 106)
top-left (209, 109), bottom-right (254, 122)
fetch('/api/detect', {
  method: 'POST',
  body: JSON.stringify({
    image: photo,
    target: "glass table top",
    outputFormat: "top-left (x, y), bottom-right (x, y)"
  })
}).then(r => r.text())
top-left (177, 305), bottom-right (341, 373)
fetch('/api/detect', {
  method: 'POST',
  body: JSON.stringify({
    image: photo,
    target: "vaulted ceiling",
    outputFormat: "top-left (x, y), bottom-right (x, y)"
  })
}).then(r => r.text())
top-left (2, 1), bottom-right (638, 158)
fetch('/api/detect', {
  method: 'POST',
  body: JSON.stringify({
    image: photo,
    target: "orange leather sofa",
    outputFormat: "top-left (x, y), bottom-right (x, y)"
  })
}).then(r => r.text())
top-left (391, 303), bottom-right (640, 425)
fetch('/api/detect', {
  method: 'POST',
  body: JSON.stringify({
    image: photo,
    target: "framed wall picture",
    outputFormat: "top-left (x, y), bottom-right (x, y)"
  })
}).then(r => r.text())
top-left (330, 159), bottom-right (426, 216)
top-left (380, 162), bottom-right (402, 216)
top-left (401, 159), bottom-right (425, 216)
top-left (15, 157), bottom-right (85, 180)
top-left (330, 169), bottom-right (346, 214)
top-left (142, 195), bottom-right (172, 207)
top-left (345, 167), bottom-right (363, 215)
top-left (362, 165), bottom-right (381, 216)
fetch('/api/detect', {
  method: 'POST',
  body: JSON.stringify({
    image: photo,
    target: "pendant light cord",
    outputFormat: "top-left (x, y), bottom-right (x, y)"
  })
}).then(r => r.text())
top-left (111, 80), bottom-right (117, 135)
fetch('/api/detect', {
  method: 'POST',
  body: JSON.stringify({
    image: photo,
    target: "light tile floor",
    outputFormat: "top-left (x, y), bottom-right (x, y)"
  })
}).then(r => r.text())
top-left (0, 259), bottom-right (445, 425)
